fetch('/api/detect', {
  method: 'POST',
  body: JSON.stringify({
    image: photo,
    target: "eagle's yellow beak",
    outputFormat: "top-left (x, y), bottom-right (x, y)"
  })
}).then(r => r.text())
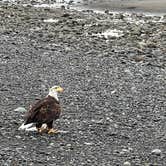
top-left (55, 86), bottom-right (64, 93)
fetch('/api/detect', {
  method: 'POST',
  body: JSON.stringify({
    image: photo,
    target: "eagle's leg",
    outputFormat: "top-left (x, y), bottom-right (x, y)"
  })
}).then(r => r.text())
top-left (47, 121), bottom-right (58, 134)
top-left (36, 123), bottom-right (44, 133)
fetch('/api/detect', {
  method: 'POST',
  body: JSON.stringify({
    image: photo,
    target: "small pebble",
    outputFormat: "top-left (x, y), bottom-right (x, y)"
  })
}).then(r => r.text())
top-left (133, 55), bottom-right (145, 62)
top-left (120, 149), bottom-right (130, 155)
top-left (49, 143), bottom-right (54, 146)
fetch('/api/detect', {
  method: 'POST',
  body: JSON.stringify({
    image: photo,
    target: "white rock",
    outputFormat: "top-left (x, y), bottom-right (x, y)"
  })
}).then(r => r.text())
top-left (43, 19), bottom-right (59, 23)
top-left (14, 107), bottom-right (27, 112)
top-left (49, 143), bottom-right (54, 146)
top-left (123, 161), bottom-right (131, 166)
top-left (15, 135), bottom-right (21, 139)
top-left (84, 142), bottom-right (93, 145)
top-left (151, 149), bottom-right (161, 155)
top-left (58, 130), bottom-right (69, 134)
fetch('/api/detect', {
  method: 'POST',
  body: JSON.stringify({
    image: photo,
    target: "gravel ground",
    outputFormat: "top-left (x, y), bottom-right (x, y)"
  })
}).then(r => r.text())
top-left (0, 1), bottom-right (166, 165)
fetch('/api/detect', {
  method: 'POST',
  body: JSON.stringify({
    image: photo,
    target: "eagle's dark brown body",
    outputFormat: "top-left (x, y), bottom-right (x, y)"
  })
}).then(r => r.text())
top-left (24, 95), bottom-right (61, 129)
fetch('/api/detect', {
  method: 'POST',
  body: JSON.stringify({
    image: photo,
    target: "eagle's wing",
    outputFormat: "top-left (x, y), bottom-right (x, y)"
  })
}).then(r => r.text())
top-left (24, 97), bottom-right (51, 124)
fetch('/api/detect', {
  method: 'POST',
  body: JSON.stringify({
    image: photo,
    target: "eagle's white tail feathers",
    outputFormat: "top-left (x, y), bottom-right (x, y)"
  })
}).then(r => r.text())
top-left (25, 127), bottom-right (37, 131)
top-left (18, 123), bottom-right (34, 130)
top-left (18, 123), bottom-right (48, 131)
top-left (18, 123), bottom-right (69, 133)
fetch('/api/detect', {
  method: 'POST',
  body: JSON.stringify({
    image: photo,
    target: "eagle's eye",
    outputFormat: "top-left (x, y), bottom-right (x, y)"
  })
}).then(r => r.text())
top-left (53, 86), bottom-right (64, 92)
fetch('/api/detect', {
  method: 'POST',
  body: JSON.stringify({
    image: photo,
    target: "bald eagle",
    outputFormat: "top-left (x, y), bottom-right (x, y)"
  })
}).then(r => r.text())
top-left (20, 86), bottom-right (64, 134)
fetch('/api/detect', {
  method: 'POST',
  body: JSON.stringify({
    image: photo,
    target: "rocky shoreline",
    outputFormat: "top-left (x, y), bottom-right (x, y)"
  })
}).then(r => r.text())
top-left (85, 0), bottom-right (166, 14)
top-left (0, 2), bottom-right (166, 165)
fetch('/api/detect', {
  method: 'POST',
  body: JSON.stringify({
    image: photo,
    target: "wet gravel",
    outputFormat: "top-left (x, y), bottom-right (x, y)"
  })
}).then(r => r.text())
top-left (0, 1), bottom-right (166, 166)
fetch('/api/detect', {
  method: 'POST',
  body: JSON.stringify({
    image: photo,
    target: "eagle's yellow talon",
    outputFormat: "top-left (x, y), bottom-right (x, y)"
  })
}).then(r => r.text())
top-left (37, 128), bottom-right (43, 133)
top-left (37, 127), bottom-right (48, 133)
top-left (48, 128), bottom-right (59, 134)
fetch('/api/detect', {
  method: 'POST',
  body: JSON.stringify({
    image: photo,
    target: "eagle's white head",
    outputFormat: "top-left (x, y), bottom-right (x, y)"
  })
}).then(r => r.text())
top-left (48, 86), bottom-right (64, 100)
